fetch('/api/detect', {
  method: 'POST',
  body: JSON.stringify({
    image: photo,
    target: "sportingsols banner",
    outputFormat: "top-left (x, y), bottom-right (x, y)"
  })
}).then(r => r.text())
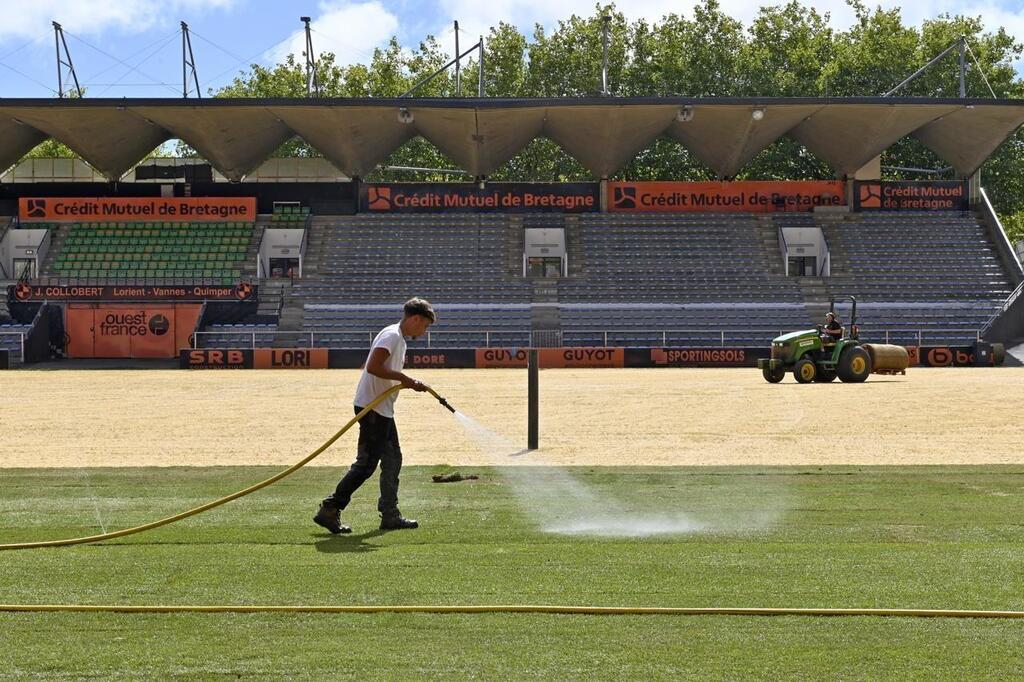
top-left (360, 183), bottom-right (599, 213)
top-left (608, 181), bottom-right (846, 213)
top-left (10, 282), bottom-right (255, 302)
top-left (18, 197), bottom-right (257, 223)
top-left (853, 181), bottom-right (968, 211)
top-left (634, 347), bottom-right (768, 367)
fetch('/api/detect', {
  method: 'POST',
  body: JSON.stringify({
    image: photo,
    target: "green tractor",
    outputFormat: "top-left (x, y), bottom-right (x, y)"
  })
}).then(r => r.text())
top-left (757, 296), bottom-right (872, 384)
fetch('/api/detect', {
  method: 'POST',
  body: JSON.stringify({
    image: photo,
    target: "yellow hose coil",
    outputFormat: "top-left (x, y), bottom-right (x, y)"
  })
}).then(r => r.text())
top-left (0, 385), bottom-right (405, 551)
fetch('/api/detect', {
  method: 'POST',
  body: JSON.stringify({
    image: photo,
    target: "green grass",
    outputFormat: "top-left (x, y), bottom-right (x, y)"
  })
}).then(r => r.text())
top-left (2, 466), bottom-right (1024, 679)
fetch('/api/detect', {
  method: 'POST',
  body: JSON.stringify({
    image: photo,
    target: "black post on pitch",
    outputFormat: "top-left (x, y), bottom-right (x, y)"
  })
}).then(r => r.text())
top-left (528, 349), bottom-right (538, 450)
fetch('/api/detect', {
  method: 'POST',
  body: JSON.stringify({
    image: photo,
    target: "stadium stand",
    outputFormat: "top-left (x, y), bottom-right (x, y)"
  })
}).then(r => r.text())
top-left (0, 322), bottom-right (29, 361)
top-left (45, 221), bottom-right (254, 285)
top-left (559, 303), bottom-right (811, 347)
top-left (302, 304), bottom-right (532, 349)
top-left (270, 204), bottom-right (310, 225)
top-left (817, 211), bottom-right (1013, 345)
top-left (195, 322), bottom-right (279, 348)
top-left (290, 214), bottom-right (532, 305)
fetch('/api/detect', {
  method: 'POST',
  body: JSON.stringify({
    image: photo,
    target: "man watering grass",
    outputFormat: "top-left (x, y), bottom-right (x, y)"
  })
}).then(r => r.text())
top-left (314, 298), bottom-right (435, 534)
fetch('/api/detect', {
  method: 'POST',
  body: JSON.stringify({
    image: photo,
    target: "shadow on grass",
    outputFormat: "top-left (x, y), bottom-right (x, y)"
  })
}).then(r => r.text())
top-left (314, 529), bottom-right (386, 554)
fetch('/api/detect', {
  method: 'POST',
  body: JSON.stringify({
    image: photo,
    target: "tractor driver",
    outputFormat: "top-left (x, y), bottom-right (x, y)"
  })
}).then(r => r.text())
top-left (822, 312), bottom-right (843, 345)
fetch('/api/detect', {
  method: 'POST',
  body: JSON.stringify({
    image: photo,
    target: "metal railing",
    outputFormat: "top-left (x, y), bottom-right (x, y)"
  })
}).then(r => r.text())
top-left (978, 280), bottom-right (1024, 338)
top-left (191, 326), bottom-right (984, 350)
top-left (0, 332), bottom-right (26, 362)
top-left (192, 328), bottom-right (523, 349)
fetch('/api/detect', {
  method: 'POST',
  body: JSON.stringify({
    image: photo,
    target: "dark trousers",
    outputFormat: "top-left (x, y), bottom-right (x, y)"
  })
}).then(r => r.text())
top-left (324, 407), bottom-right (402, 514)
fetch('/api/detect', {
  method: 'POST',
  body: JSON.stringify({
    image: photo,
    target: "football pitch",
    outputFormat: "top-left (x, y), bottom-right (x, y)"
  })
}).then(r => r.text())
top-left (2, 465), bottom-right (1023, 678)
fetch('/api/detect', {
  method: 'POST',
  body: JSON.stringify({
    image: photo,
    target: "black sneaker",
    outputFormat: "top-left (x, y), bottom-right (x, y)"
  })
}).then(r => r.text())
top-left (313, 503), bottom-right (351, 534)
top-left (380, 511), bottom-right (418, 531)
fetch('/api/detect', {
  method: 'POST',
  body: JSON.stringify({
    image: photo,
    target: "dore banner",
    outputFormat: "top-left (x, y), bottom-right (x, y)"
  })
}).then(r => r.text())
top-left (608, 181), bottom-right (846, 213)
top-left (18, 197), bottom-right (257, 223)
top-left (853, 181), bottom-right (968, 211)
top-left (360, 183), bottom-right (599, 213)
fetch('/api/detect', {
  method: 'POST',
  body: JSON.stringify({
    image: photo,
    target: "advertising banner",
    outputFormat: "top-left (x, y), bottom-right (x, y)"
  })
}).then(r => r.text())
top-left (182, 349), bottom-right (254, 369)
top-left (632, 347), bottom-right (768, 368)
top-left (11, 282), bottom-right (255, 303)
top-left (853, 181), bottom-right (968, 211)
top-left (608, 181), bottom-right (846, 213)
top-left (18, 197), bottom-right (257, 223)
top-left (360, 183), bottom-right (599, 213)
top-left (404, 349), bottom-right (477, 369)
top-left (910, 346), bottom-right (992, 367)
top-left (67, 303), bottom-right (201, 359)
top-left (0, 349), bottom-right (8, 370)
top-left (253, 348), bottom-right (329, 369)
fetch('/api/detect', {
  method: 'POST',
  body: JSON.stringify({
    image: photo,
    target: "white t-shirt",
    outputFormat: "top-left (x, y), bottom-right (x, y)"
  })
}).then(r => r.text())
top-left (354, 322), bottom-right (407, 417)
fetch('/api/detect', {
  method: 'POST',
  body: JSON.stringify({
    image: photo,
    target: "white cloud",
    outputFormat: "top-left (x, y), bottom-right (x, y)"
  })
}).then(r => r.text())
top-left (0, 0), bottom-right (236, 40)
top-left (270, 0), bottom-right (399, 65)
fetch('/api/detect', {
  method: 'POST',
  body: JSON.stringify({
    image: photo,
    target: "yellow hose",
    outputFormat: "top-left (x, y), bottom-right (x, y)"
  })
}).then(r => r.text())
top-left (0, 385), bottom-right (405, 551)
top-left (0, 604), bottom-right (1020, 619)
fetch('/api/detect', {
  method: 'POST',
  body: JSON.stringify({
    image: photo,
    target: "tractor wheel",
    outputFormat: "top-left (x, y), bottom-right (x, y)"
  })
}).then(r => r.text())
top-left (838, 346), bottom-right (872, 383)
top-left (762, 365), bottom-right (785, 383)
top-left (815, 368), bottom-right (837, 383)
top-left (794, 358), bottom-right (817, 384)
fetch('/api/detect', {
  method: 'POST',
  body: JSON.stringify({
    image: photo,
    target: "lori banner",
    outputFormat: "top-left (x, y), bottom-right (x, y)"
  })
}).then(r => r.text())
top-left (360, 183), bottom-right (599, 213)
top-left (10, 282), bottom-right (255, 302)
top-left (18, 197), bottom-right (257, 223)
top-left (608, 181), bottom-right (846, 213)
top-left (853, 181), bottom-right (968, 211)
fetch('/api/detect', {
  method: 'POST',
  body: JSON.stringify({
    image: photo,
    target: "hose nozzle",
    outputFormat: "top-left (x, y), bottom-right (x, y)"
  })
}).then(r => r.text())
top-left (425, 386), bottom-right (457, 413)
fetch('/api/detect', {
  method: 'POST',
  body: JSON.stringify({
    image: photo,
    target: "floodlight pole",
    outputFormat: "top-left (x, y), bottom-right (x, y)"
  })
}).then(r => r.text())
top-left (959, 37), bottom-right (967, 98)
top-left (181, 22), bottom-right (201, 99)
top-left (884, 36), bottom-right (966, 98)
top-left (301, 16), bottom-right (320, 97)
top-left (53, 22), bottom-right (82, 98)
top-left (600, 15), bottom-right (610, 96)
top-left (401, 40), bottom-right (480, 98)
top-left (478, 35), bottom-right (484, 97)
top-left (454, 21), bottom-right (461, 97)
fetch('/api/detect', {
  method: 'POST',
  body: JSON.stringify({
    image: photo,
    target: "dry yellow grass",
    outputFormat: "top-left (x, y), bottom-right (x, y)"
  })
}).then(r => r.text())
top-left (1, 368), bottom-right (1021, 467)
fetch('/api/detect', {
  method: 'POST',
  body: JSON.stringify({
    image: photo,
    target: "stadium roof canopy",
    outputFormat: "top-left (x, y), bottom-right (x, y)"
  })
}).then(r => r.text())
top-left (2, 97), bottom-right (1023, 181)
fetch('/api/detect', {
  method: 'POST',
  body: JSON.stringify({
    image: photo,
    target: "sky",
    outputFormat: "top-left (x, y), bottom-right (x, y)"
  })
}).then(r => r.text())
top-left (1, 0), bottom-right (1023, 98)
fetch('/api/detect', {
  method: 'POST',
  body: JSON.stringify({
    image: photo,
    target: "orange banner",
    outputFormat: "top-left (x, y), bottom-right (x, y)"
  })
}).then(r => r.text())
top-left (19, 197), bottom-right (256, 223)
top-left (608, 181), bottom-right (846, 213)
top-left (254, 348), bottom-right (329, 369)
top-left (65, 303), bottom-right (201, 359)
top-left (539, 348), bottom-right (625, 368)
top-left (475, 348), bottom-right (530, 368)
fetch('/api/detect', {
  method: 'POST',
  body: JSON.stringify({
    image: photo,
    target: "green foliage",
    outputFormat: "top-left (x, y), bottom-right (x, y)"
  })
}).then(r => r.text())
top-left (2, 465), bottom-right (1024, 677)
top-left (1000, 212), bottom-right (1024, 245)
top-left (19, 1), bottom-right (1024, 189)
